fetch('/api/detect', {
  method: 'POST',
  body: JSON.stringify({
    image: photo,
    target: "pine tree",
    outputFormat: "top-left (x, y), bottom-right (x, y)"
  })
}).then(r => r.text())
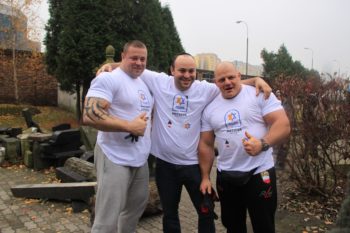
top-left (261, 44), bottom-right (308, 80)
top-left (44, 0), bottom-right (184, 118)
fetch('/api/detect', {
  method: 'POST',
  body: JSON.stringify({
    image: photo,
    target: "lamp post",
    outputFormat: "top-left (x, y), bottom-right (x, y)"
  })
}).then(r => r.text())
top-left (236, 20), bottom-right (248, 78)
top-left (333, 59), bottom-right (340, 77)
top-left (304, 47), bottom-right (314, 70)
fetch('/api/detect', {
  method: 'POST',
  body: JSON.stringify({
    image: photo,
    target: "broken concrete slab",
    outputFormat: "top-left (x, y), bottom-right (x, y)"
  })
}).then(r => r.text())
top-left (56, 167), bottom-right (89, 183)
top-left (11, 182), bottom-right (96, 202)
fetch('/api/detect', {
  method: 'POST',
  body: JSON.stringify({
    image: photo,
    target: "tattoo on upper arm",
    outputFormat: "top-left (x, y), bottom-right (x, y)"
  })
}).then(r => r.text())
top-left (84, 97), bottom-right (110, 121)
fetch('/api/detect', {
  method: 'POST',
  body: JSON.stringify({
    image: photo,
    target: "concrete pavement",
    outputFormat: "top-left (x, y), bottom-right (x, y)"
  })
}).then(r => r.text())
top-left (0, 164), bottom-right (229, 233)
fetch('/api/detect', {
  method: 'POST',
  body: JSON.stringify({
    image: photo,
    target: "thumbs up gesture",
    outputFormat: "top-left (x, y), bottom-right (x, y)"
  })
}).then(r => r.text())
top-left (128, 112), bottom-right (148, 136)
top-left (242, 131), bottom-right (262, 156)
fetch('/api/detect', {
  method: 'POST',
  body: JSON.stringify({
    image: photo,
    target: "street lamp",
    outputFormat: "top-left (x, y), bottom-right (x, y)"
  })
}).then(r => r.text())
top-left (304, 47), bottom-right (314, 70)
top-left (236, 20), bottom-right (249, 78)
top-left (333, 59), bottom-right (340, 77)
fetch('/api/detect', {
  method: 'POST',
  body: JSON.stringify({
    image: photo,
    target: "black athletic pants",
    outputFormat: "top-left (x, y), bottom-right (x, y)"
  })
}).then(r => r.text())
top-left (216, 167), bottom-right (277, 233)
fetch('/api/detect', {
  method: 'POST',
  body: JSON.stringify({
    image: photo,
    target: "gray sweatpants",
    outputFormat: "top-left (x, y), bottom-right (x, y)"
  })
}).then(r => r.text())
top-left (91, 144), bottom-right (149, 233)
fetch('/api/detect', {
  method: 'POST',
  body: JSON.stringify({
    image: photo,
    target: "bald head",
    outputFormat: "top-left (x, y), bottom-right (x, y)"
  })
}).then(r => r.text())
top-left (214, 62), bottom-right (238, 77)
top-left (171, 53), bottom-right (196, 91)
top-left (214, 61), bottom-right (242, 99)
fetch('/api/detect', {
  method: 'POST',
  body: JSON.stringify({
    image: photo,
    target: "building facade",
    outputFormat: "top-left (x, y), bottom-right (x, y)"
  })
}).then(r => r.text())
top-left (194, 53), bottom-right (263, 76)
top-left (233, 60), bottom-right (263, 77)
top-left (0, 3), bottom-right (40, 52)
top-left (195, 53), bottom-right (221, 71)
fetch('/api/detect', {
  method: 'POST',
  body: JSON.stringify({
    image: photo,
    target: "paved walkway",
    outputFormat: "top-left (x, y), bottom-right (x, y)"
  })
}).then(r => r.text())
top-left (0, 164), bottom-right (230, 233)
top-left (1, 163), bottom-right (323, 233)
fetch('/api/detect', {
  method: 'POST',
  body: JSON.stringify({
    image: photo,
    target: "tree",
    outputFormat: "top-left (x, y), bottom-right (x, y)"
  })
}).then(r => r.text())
top-left (44, 0), bottom-right (62, 76)
top-left (260, 44), bottom-right (309, 80)
top-left (0, 0), bottom-right (42, 104)
top-left (159, 5), bottom-right (184, 72)
top-left (45, 0), bottom-right (184, 119)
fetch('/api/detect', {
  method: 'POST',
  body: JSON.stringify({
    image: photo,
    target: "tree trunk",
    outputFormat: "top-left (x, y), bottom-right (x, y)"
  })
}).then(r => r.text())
top-left (75, 81), bottom-right (81, 120)
top-left (11, 24), bottom-right (19, 104)
top-left (81, 79), bottom-right (90, 116)
top-left (64, 157), bottom-right (96, 181)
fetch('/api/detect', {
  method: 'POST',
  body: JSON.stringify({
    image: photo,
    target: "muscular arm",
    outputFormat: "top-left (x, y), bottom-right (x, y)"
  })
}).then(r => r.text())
top-left (82, 97), bottom-right (148, 135)
top-left (96, 63), bottom-right (272, 100)
top-left (243, 109), bottom-right (291, 156)
top-left (96, 62), bottom-right (120, 76)
top-left (262, 109), bottom-right (291, 146)
top-left (198, 131), bottom-right (216, 194)
top-left (241, 77), bottom-right (272, 99)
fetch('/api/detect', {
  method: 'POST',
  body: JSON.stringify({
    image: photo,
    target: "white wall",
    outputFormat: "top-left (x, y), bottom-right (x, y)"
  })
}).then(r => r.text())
top-left (57, 85), bottom-right (82, 114)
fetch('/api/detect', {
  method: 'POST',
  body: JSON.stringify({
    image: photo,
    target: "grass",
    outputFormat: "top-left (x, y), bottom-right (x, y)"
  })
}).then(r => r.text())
top-left (0, 104), bottom-right (80, 131)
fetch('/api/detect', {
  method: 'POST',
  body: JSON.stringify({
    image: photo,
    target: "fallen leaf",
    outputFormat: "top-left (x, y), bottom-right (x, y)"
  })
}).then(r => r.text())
top-left (65, 207), bottom-right (73, 214)
top-left (24, 199), bottom-right (40, 204)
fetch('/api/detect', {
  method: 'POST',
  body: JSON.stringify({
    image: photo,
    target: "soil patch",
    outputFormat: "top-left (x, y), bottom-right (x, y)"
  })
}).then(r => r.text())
top-left (275, 169), bottom-right (345, 233)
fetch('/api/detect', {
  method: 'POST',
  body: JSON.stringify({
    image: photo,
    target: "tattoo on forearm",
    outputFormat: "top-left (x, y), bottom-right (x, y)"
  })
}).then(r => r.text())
top-left (84, 97), bottom-right (110, 121)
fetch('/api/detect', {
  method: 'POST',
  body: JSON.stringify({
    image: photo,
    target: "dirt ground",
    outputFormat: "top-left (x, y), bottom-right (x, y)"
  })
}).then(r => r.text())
top-left (274, 169), bottom-right (341, 233)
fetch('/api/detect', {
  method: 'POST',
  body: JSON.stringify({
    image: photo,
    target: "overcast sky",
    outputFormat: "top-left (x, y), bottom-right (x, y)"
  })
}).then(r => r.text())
top-left (38, 0), bottom-right (350, 75)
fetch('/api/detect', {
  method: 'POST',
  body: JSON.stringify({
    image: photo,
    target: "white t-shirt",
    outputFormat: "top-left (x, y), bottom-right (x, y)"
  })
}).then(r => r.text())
top-left (86, 68), bottom-right (154, 167)
top-left (201, 84), bottom-right (283, 174)
top-left (141, 70), bottom-right (219, 165)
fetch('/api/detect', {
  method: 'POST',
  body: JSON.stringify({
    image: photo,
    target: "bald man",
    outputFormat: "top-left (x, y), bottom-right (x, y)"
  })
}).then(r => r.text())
top-left (98, 54), bottom-right (272, 233)
top-left (199, 62), bottom-right (290, 233)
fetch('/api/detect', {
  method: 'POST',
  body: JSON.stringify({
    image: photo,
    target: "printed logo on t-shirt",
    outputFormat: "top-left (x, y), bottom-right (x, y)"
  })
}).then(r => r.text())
top-left (138, 90), bottom-right (151, 112)
top-left (224, 109), bottom-right (242, 133)
top-left (184, 122), bottom-right (191, 129)
top-left (172, 94), bottom-right (188, 117)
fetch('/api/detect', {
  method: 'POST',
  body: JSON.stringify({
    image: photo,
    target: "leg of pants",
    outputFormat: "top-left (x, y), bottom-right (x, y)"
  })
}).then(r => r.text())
top-left (247, 168), bottom-right (277, 233)
top-left (216, 172), bottom-right (248, 233)
top-left (156, 158), bottom-right (215, 233)
top-left (156, 158), bottom-right (183, 233)
top-left (216, 168), bottom-right (277, 233)
top-left (91, 144), bottom-right (149, 233)
top-left (118, 164), bottom-right (149, 233)
top-left (182, 164), bottom-right (215, 233)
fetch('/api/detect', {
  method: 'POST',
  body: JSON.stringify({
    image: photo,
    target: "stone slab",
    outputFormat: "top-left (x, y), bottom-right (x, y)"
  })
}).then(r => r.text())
top-left (56, 167), bottom-right (89, 183)
top-left (11, 182), bottom-right (96, 202)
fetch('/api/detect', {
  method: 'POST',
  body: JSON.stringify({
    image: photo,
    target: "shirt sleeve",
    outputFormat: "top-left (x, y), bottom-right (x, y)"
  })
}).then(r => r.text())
top-left (201, 107), bottom-right (214, 132)
top-left (200, 80), bottom-right (220, 103)
top-left (259, 93), bottom-right (283, 116)
top-left (140, 69), bottom-right (170, 91)
top-left (86, 72), bottom-right (117, 103)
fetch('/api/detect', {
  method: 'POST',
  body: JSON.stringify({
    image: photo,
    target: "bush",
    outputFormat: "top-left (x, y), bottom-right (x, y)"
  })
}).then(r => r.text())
top-left (273, 75), bottom-right (350, 196)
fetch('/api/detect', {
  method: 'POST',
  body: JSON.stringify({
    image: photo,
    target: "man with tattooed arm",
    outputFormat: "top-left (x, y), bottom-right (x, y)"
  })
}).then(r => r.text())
top-left (97, 53), bottom-right (272, 233)
top-left (83, 40), bottom-right (154, 233)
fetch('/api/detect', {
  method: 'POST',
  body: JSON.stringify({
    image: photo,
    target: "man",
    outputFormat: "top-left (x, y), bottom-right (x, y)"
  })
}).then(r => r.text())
top-left (199, 62), bottom-right (290, 233)
top-left (83, 40), bottom-right (154, 233)
top-left (99, 53), bottom-right (271, 233)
